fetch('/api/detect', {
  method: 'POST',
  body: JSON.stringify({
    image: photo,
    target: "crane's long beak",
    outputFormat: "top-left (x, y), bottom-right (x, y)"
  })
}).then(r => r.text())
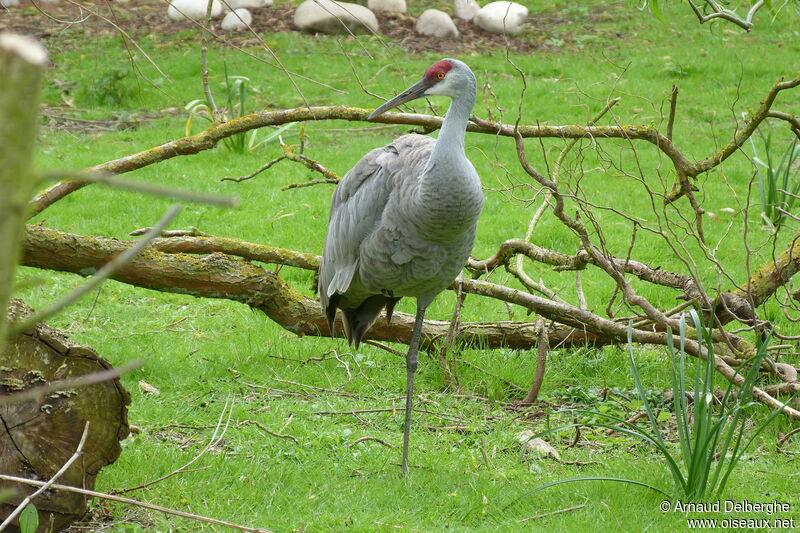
top-left (368, 79), bottom-right (429, 120)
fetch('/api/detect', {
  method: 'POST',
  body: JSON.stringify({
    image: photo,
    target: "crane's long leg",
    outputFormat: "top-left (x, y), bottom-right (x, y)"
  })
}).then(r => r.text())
top-left (402, 302), bottom-right (428, 475)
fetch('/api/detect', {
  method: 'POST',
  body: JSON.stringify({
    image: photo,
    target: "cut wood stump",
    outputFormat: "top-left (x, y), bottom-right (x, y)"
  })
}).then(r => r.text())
top-left (0, 299), bottom-right (130, 532)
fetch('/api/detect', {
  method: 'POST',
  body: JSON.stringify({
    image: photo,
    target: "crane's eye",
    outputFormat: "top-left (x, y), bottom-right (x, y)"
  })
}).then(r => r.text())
top-left (436, 72), bottom-right (445, 80)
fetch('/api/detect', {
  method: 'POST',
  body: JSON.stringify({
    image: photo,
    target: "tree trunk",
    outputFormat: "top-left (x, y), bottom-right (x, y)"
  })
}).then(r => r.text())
top-left (1, 300), bottom-right (130, 533)
top-left (0, 34), bottom-right (48, 344)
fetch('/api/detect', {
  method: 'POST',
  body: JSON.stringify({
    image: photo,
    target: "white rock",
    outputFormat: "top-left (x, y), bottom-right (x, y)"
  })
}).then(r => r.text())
top-left (367, 0), bottom-right (406, 14)
top-left (415, 9), bottom-right (458, 39)
top-left (517, 431), bottom-right (561, 460)
top-left (0, 0), bottom-right (20, 7)
top-left (474, 1), bottom-right (528, 34)
top-left (454, 0), bottom-right (479, 21)
top-left (294, 0), bottom-right (379, 34)
top-left (167, 0), bottom-right (223, 22)
top-left (221, 8), bottom-right (252, 30)
top-left (226, 0), bottom-right (272, 9)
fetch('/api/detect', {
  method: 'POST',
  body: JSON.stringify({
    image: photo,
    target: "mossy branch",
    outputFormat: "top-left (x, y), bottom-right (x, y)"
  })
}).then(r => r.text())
top-left (29, 106), bottom-right (687, 217)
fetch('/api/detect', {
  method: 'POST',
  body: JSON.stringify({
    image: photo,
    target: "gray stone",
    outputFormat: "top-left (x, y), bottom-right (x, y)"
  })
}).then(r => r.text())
top-left (454, 0), bottom-right (479, 21)
top-left (473, 1), bottom-right (528, 34)
top-left (294, 0), bottom-right (379, 34)
top-left (221, 8), bottom-right (252, 30)
top-left (367, 0), bottom-right (406, 14)
top-left (415, 9), bottom-right (459, 39)
top-left (227, 0), bottom-right (272, 8)
top-left (167, 0), bottom-right (223, 22)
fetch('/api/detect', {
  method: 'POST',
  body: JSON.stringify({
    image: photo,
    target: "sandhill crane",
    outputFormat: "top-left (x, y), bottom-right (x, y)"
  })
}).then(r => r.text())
top-left (319, 59), bottom-right (482, 474)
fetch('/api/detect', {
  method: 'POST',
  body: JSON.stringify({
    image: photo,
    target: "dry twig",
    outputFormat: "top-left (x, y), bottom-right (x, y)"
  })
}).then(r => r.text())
top-left (0, 474), bottom-right (273, 533)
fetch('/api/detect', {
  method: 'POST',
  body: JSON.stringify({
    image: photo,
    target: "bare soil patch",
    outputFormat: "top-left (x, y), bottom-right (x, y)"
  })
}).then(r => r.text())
top-left (1, 0), bottom-right (567, 55)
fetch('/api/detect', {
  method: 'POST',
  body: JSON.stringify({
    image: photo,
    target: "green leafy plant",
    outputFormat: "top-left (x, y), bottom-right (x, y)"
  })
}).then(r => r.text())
top-left (508, 310), bottom-right (786, 508)
top-left (185, 63), bottom-right (286, 153)
top-left (749, 131), bottom-right (800, 228)
top-left (19, 503), bottom-right (38, 533)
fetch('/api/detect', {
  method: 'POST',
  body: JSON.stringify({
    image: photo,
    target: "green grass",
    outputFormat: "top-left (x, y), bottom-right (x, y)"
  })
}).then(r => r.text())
top-left (12, 0), bottom-right (800, 530)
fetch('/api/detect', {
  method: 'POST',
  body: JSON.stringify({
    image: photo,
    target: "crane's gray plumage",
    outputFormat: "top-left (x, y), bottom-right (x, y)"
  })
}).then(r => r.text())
top-left (318, 59), bottom-right (482, 473)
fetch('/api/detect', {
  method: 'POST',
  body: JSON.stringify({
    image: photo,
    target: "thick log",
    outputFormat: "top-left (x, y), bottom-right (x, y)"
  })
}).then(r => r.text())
top-left (1, 300), bottom-right (130, 532)
top-left (21, 225), bottom-right (607, 351)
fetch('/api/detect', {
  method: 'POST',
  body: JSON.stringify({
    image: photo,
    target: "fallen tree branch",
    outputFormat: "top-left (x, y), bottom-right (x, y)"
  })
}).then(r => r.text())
top-left (18, 225), bottom-right (618, 350)
top-left (236, 420), bottom-right (300, 443)
top-left (10, 206), bottom-right (181, 336)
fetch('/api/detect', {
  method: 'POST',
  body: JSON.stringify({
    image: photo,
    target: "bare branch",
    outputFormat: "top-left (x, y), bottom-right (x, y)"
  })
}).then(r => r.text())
top-left (27, 107), bottom-right (688, 218)
top-left (236, 420), bottom-right (300, 443)
top-left (519, 319), bottom-right (548, 406)
top-left (667, 85), bottom-right (678, 141)
top-left (687, 0), bottom-right (765, 31)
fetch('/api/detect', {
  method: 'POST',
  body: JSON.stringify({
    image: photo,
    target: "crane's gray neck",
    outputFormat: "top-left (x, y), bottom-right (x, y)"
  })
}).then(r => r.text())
top-left (429, 84), bottom-right (476, 166)
top-left (414, 80), bottom-right (482, 241)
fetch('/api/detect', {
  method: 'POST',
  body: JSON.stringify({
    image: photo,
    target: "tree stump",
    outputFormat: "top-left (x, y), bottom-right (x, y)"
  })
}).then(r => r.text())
top-left (0, 299), bottom-right (130, 532)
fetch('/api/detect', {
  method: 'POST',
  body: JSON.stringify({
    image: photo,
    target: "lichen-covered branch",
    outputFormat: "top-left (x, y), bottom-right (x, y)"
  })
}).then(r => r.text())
top-left (20, 225), bottom-right (605, 350)
top-left (28, 108), bottom-right (686, 218)
top-left (137, 230), bottom-right (800, 333)
top-left (733, 232), bottom-right (800, 312)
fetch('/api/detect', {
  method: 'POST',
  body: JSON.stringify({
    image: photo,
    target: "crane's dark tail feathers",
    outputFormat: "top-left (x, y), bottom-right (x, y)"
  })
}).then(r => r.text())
top-left (332, 295), bottom-right (401, 349)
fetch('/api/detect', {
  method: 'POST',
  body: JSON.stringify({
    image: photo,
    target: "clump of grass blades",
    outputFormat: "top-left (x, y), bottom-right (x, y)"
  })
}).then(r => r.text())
top-left (508, 310), bottom-right (786, 509)
top-left (750, 130), bottom-right (800, 229)
top-left (627, 311), bottom-right (785, 500)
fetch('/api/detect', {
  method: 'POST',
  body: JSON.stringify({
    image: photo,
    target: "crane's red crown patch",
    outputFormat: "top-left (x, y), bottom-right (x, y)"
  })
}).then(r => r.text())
top-left (424, 60), bottom-right (453, 84)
